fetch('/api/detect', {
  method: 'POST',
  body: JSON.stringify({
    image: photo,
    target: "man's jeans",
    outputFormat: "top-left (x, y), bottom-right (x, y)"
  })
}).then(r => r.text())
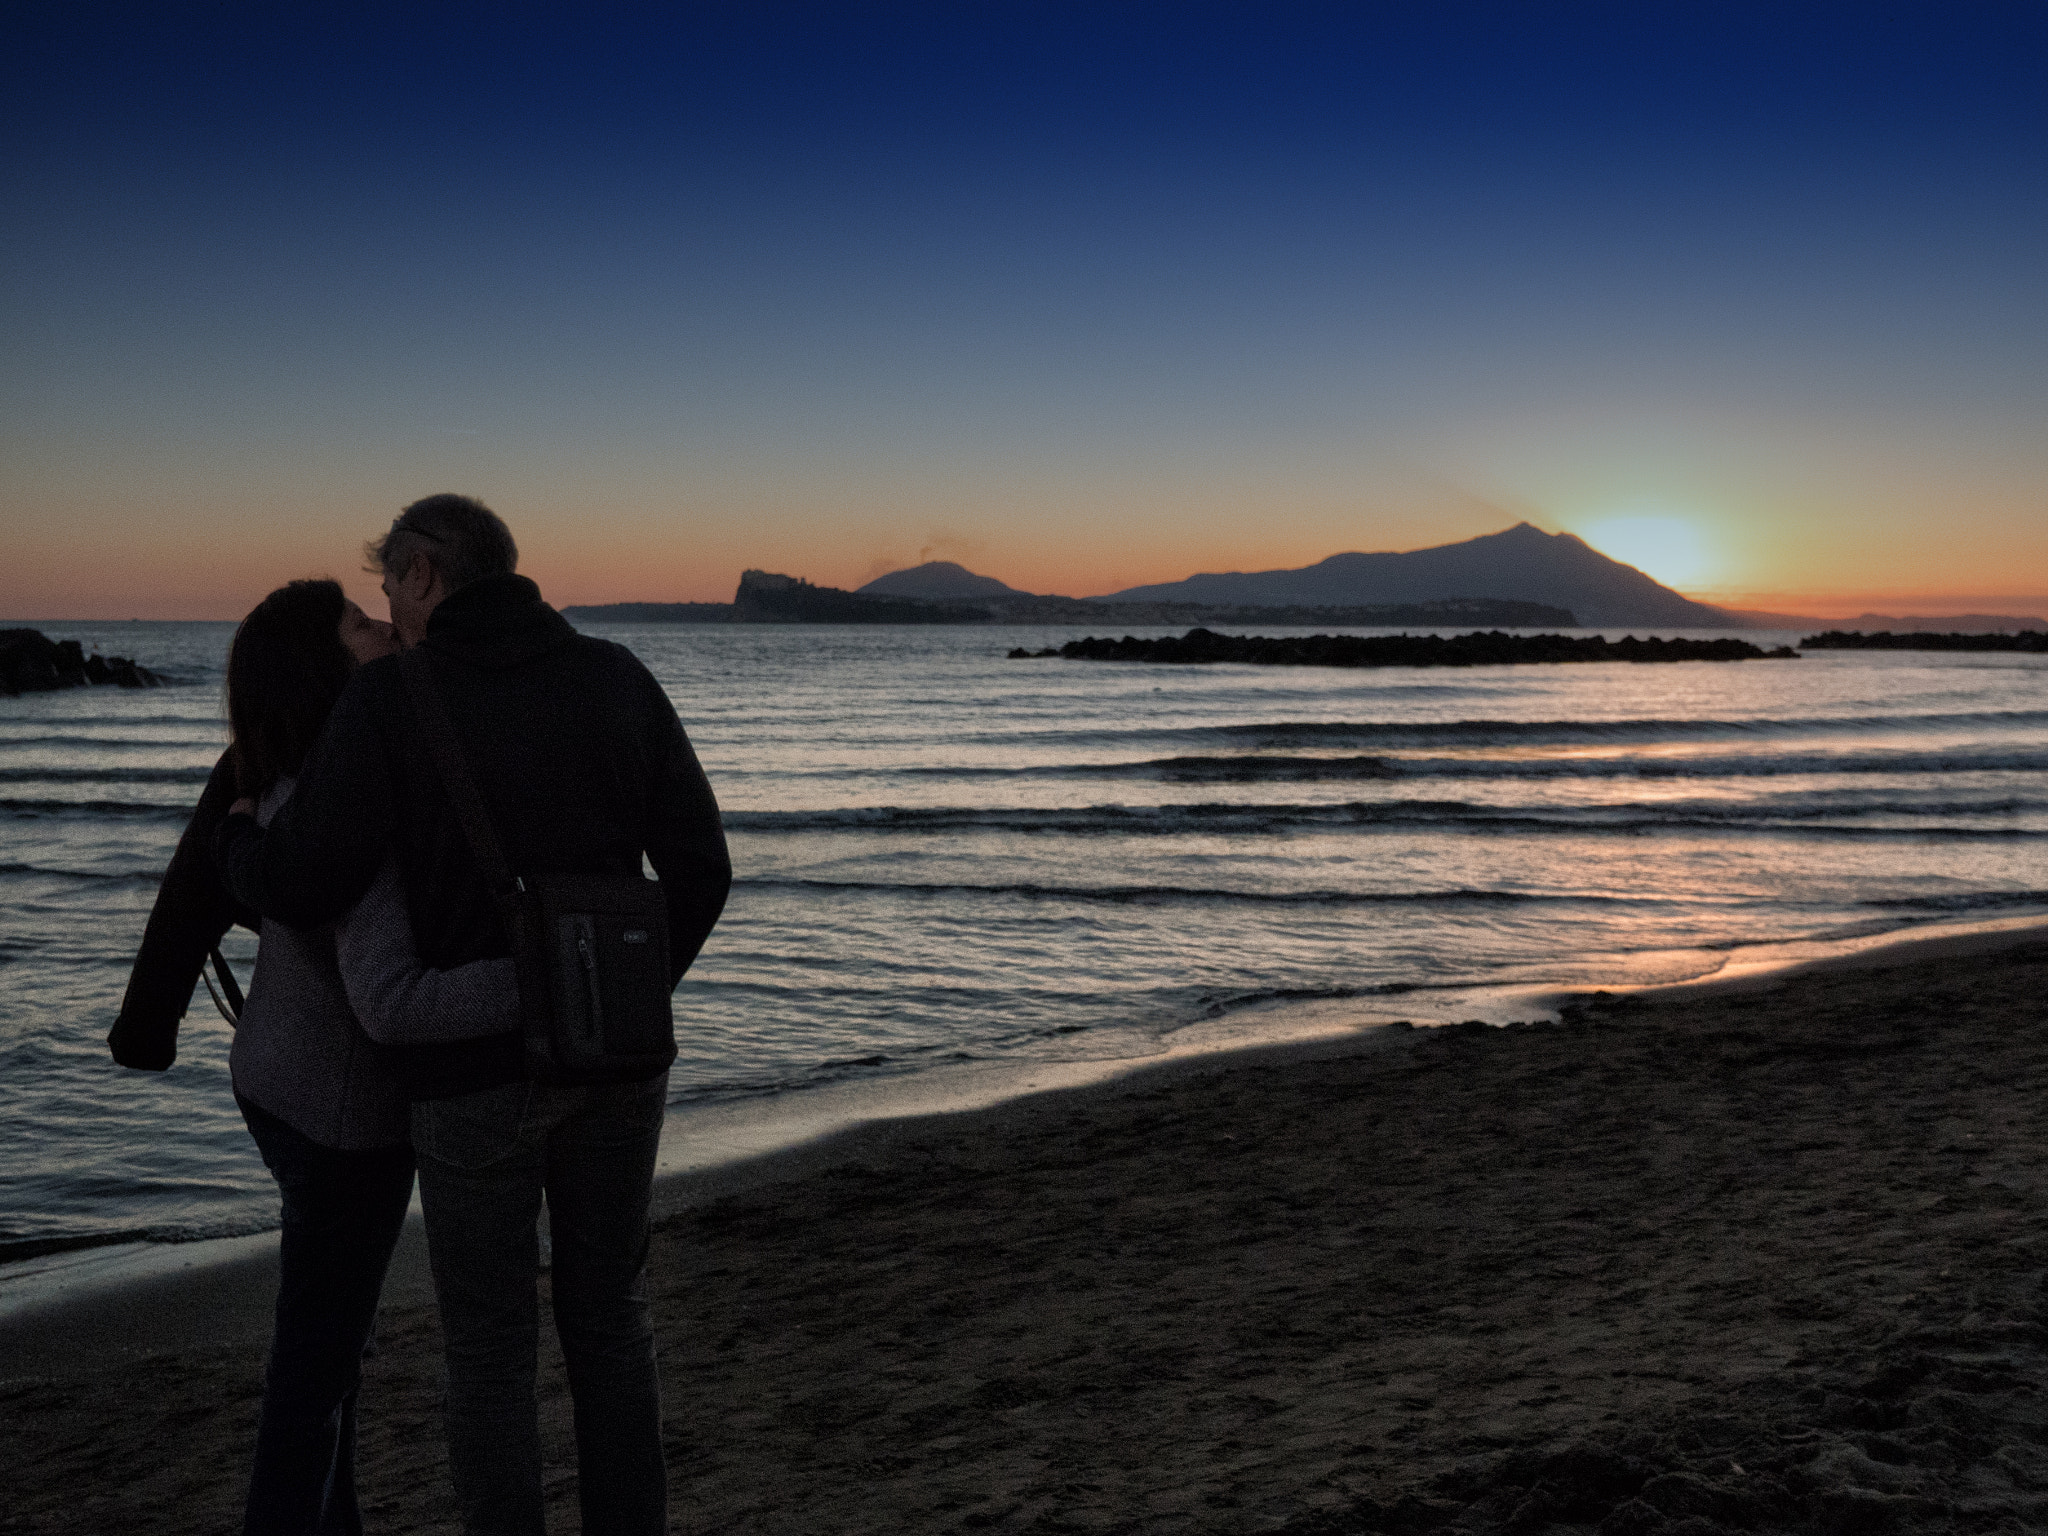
top-left (237, 1095), bottom-right (416, 1536)
top-left (413, 1073), bottom-right (669, 1536)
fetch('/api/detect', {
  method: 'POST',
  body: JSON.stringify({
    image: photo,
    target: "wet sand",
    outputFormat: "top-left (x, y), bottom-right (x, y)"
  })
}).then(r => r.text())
top-left (7, 939), bottom-right (2048, 1534)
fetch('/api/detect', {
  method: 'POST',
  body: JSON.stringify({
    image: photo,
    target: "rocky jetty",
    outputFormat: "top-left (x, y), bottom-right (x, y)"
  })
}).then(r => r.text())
top-left (1010, 628), bottom-right (1800, 667)
top-left (1799, 630), bottom-right (2048, 652)
top-left (0, 629), bottom-right (166, 696)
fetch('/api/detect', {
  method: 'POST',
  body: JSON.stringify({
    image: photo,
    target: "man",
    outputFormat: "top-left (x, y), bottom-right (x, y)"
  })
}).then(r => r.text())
top-left (220, 493), bottom-right (730, 1535)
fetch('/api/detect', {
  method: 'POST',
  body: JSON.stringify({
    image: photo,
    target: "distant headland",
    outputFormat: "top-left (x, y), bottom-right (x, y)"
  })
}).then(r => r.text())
top-left (563, 562), bottom-right (1577, 630)
top-left (560, 525), bottom-right (2048, 632)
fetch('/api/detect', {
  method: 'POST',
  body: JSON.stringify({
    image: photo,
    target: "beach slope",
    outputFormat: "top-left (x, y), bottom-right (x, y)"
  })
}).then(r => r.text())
top-left (7, 942), bottom-right (2048, 1533)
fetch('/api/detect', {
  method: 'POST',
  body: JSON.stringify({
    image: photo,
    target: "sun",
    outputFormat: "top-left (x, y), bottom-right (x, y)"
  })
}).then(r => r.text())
top-left (1575, 516), bottom-right (1719, 589)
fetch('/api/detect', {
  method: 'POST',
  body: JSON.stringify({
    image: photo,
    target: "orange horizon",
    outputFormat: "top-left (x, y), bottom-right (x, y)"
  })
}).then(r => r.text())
top-left (6, 506), bottom-right (2044, 625)
top-left (8, 573), bottom-right (2047, 627)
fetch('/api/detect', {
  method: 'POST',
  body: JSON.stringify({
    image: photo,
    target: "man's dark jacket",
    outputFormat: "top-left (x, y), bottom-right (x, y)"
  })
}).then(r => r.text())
top-left (218, 573), bottom-right (732, 1100)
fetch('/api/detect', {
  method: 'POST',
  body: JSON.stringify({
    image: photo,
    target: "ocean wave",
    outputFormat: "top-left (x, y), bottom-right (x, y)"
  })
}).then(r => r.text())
top-left (1785, 797), bottom-right (2048, 818)
top-left (891, 748), bottom-right (2048, 784)
top-left (1192, 982), bottom-right (1421, 1016)
top-left (1, 798), bottom-right (190, 821)
top-left (0, 861), bottom-right (163, 883)
top-left (0, 766), bottom-right (215, 785)
top-left (1858, 891), bottom-right (2048, 913)
top-left (904, 754), bottom-right (1402, 782)
top-left (1395, 751), bottom-right (2048, 780)
top-left (0, 729), bottom-right (224, 747)
top-left (0, 1228), bottom-right (160, 1264)
top-left (733, 876), bottom-right (1620, 905)
top-left (1027, 709), bottom-right (2048, 752)
top-left (0, 1217), bottom-right (273, 1266)
top-left (721, 801), bottom-right (1450, 834)
top-left (723, 800), bottom-right (2048, 838)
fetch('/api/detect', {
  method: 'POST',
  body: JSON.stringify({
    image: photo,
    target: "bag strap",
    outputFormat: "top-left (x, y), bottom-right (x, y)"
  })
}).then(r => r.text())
top-left (398, 648), bottom-right (520, 902)
top-left (208, 946), bottom-right (245, 1017)
top-left (203, 946), bottom-right (244, 1027)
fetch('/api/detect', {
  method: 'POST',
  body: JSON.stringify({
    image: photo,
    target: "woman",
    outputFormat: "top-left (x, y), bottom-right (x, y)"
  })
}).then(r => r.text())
top-left (114, 578), bottom-right (514, 1536)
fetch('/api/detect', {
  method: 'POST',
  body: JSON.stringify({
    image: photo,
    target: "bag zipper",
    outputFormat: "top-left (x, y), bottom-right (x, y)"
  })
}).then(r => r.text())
top-left (577, 927), bottom-right (603, 1036)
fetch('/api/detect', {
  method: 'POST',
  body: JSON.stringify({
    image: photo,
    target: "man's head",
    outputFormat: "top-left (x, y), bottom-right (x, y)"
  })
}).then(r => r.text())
top-left (365, 493), bottom-right (518, 645)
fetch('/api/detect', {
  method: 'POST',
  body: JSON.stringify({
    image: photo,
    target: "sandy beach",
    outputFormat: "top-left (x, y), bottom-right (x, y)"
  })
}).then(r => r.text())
top-left (8, 937), bottom-right (2048, 1534)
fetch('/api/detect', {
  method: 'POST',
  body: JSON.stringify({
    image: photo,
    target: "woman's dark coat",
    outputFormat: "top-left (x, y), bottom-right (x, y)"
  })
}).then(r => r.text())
top-left (107, 750), bottom-right (259, 1070)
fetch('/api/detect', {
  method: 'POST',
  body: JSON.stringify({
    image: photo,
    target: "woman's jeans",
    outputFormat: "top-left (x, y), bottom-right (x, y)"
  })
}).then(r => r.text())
top-left (412, 1073), bottom-right (669, 1536)
top-left (237, 1095), bottom-right (416, 1536)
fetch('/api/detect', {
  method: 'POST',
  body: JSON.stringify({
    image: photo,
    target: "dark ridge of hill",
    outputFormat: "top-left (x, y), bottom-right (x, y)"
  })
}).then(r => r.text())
top-left (1010, 628), bottom-right (1799, 667)
top-left (979, 594), bottom-right (1576, 627)
top-left (1799, 630), bottom-right (2048, 652)
top-left (1848, 611), bottom-right (2047, 632)
top-left (1709, 606), bottom-right (1836, 628)
top-left (570, 550), bottom-right (2042, 635)
top-left (562, 602), bottom-right (735, 623)
top-left (732, 571), bottom-right (992, 624)
top-left (1719, 607), bottom-right (2048, 631)
top-left (857, 561), bottom-right (1028, 600)
top-left (1097, 523), bottom-right (1732, 629)
top-left (569, 586), bottom-right (1575, 629)
top-left (853, 558), bottom-right (1579, 628)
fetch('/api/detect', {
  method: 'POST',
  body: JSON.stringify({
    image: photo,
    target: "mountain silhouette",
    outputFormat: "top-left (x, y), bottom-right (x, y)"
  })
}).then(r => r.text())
top-left (851, 553), bottom-right (1574, 627)
top-left (1096, 523), bottom-right (1732, 629)
top-left (856, 561), bottom-right (1029, 600)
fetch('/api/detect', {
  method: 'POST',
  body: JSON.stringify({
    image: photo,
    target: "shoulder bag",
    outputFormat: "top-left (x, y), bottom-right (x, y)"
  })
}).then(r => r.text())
top-left (399, 648), bottom-right (676, 1083)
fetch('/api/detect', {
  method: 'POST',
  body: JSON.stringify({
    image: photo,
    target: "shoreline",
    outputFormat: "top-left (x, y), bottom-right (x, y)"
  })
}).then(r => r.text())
top-left (9, 930), bottom-right (2048, 1531)
top-left (5, 907), bottom-right (2044, 1330)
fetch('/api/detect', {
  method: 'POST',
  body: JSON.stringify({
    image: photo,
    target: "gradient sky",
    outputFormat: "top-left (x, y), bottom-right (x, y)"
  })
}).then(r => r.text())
top-left (5, 2), bottom-right (2045, 619)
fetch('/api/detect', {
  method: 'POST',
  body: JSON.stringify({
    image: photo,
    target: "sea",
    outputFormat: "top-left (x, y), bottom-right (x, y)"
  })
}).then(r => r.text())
top-left (3, 619), bottom-right (2046, 1280)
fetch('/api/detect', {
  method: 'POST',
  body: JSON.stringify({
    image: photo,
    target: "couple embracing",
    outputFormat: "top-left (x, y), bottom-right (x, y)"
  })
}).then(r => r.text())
top-left (111, 494), bottom-right (732, 1534)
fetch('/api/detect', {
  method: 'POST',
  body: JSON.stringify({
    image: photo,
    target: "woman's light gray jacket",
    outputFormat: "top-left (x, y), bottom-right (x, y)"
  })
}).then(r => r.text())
top-left (229, 779), bottom-right (517, 1149)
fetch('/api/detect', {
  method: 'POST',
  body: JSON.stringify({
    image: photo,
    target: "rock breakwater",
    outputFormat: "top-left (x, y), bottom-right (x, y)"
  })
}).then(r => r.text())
top-left (0, 629), bottom-right (167, 695)
top-left (1010, 628), bottom-right (1800, 667)
top-left (1800, 630), bottom-right (2048, 652)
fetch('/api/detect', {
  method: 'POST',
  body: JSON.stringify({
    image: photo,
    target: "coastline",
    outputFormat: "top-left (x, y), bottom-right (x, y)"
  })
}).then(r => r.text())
top-left (7, 619), bottom-right (2042, 1353)
top-left (5, 909), bottom-right (2044, 1329)
top-left (9, 923), bottom-right (2048, 1531)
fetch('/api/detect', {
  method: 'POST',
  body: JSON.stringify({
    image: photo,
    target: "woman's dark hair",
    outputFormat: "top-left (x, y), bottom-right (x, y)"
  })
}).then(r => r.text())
top-left (226, 579), bottom-right (355, 797)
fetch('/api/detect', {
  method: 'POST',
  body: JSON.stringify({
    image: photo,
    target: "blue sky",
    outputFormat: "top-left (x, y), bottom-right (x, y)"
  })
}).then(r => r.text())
top-left (5, 2), bottom-right (2045, 616)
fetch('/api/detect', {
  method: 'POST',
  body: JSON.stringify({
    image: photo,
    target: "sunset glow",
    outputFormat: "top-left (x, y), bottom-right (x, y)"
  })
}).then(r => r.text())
top-left (3, 7), bottom-right (2044, 621)
top-left (1573, 517), bottom-right (1721, 591)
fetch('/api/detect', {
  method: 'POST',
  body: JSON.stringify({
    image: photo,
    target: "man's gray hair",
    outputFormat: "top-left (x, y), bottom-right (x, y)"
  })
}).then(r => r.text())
top-left (366, 494), bottom-right (519, 592)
